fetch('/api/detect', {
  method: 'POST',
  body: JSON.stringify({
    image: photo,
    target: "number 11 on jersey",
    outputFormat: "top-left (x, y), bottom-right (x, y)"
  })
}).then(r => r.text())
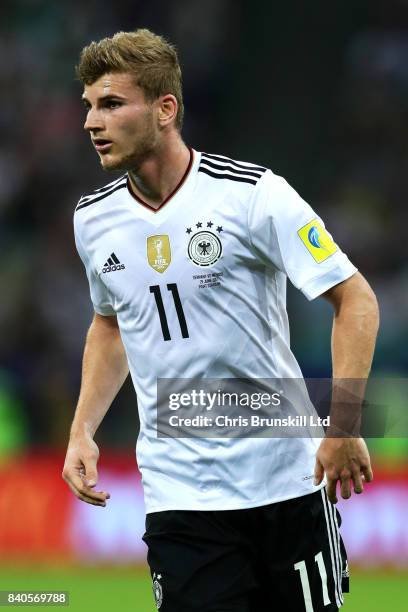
top-left (150, 284), bottom-right (189, 341)
top-left (294, 551), bottom-right (331, 611)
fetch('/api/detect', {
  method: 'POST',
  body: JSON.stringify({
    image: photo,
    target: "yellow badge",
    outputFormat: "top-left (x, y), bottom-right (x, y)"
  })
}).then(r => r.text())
top-left (297, 220), bottom-right (338, 263)
top-left (147, 235), bottom-right (171, 273)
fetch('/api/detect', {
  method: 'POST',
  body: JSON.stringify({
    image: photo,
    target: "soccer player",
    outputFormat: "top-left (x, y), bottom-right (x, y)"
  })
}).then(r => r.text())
top-left (62, 29), bottom-right (379, 611)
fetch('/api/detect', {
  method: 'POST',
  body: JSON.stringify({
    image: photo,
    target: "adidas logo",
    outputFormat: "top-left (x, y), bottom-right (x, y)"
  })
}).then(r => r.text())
top-left (102, 253), bottom-right (125, 273)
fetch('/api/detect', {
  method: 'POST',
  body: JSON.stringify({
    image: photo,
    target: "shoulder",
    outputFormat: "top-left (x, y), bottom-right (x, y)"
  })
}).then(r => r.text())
top-left (75, 174), bottom-right (128, 213)
top-left (198, 152), bottom-right (268, 188)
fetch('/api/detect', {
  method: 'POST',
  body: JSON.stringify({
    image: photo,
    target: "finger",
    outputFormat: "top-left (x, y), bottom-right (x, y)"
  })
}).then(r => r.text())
top-left (79, 472), bottom-right (110, 499)
top-left (65, 479), bottom-right (107, 507)
top-left (340, 474), bottom-right (351, 500)
top-left (67, 479), bottom-right (108, 507)
top-left (314, 458), bottom-right (324, 486)
top-left (81, 464), bottom-right (99, 488)
top-left (64, 470), bottom-right (110, 502)
top-left (351, 467), bottom-right (363, 494)
top-left (77, 491), bottom-right (106, 507)
top-left (68, 471), bottom-right (106, 500)
top-left (361, 464), bottom-right (374, 483)
top-left (326, 478), bottom-right (338, 504)
top-left (65, 477), bottom-right (104, 504)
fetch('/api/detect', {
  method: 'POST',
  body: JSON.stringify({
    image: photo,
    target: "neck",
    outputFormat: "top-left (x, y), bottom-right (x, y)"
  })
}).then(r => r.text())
top-left (127, 134), bottom-right (191, 209)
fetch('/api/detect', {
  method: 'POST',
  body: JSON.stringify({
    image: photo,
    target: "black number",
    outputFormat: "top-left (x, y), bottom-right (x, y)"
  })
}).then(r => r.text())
top-left (150, 284), bottom-right (189, 341)
top-left (149, 285), bottom-right (171, 341)
top-left (167, 284), bottom-right (189, 339)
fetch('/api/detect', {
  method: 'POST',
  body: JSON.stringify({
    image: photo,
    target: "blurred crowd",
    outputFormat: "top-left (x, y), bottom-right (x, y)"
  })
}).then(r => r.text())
top-left (0, 0), bottom-right (406, 458)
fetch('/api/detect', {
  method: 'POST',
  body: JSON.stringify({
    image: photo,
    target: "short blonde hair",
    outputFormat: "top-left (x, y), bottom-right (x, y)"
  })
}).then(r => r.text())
top-left (77, 29), bottom-right (184, 130)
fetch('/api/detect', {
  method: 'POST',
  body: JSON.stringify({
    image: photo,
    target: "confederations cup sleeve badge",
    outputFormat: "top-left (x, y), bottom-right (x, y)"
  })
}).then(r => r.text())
top-left (186, 221), bottom-right (223, 267)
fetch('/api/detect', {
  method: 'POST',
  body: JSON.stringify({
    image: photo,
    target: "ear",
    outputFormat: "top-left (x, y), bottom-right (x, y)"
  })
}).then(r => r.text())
top-left (157, 94), bottom-right (178, 128)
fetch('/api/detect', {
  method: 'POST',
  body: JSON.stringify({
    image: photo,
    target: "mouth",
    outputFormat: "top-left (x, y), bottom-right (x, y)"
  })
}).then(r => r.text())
top-left (92, 138), bottom-right (113, 152)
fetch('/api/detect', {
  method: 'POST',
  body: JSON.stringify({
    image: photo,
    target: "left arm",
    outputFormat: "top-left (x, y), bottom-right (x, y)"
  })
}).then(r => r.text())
top-left (314, 272), bottom-right (380, 503)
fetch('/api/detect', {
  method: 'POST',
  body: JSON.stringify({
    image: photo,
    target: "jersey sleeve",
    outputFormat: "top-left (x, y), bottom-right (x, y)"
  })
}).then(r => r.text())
top-left (74, 215), bottom-right (116, 316)
top-left (247, 170), bottom-right (357, 300)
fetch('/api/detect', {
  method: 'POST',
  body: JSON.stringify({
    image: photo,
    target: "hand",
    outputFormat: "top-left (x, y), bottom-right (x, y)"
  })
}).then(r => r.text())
top-left (314, 436), bottom-right (373, 504)
top-left (62, 435), bottom-right (110, 507)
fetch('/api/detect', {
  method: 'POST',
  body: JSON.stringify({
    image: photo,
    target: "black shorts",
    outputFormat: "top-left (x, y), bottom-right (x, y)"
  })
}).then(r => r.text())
top-left (143, 488), bottom-right (349, 612)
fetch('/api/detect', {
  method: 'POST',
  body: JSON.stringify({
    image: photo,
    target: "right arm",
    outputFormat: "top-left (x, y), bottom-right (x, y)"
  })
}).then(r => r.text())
top-left (62, 313), bottom-right (129, 506)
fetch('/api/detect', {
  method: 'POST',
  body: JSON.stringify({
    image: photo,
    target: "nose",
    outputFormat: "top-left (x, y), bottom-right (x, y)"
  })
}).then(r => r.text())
top-left (84, 107), bottom-right (104, 132)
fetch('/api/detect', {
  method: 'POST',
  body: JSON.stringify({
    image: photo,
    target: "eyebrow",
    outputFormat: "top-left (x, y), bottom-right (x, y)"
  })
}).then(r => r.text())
top-left (81, 93), bottom-right (127, 103)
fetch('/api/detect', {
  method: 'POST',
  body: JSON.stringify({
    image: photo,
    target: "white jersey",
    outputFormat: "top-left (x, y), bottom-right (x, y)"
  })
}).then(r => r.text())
top-left (74, 149), bottom-right (357, 513)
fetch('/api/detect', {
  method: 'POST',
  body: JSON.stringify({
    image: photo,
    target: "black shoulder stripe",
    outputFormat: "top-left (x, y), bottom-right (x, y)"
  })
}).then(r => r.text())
top-left (201, 152), bottom-right (266, 173)
top-left (200, 158), bottom-right (264, 179)
top-left (79, 176), bottom-right (127, 204)
top-left (198, 167), bottom-right (258, 186)
top-left (93, 174), bottom-right (127, 194)
top-left (75, 182), bottom-right (127, 211)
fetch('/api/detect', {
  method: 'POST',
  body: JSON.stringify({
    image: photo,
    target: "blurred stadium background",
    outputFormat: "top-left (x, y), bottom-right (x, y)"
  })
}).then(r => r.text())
top-left (0, 0), bottom-right (407, 610)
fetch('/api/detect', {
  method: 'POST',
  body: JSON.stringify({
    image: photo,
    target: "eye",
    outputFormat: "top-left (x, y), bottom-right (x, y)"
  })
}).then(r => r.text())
top-left (105, 100), bottom-right (121, 109)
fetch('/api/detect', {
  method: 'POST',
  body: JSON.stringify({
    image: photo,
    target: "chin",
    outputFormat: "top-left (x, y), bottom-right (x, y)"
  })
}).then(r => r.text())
top-left (100, 156), bottom-right (126, 172)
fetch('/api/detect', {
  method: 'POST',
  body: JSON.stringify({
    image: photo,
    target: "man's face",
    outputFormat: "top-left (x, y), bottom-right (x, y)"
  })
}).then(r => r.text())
top-left (82, 72), bottom-right (158, 171)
